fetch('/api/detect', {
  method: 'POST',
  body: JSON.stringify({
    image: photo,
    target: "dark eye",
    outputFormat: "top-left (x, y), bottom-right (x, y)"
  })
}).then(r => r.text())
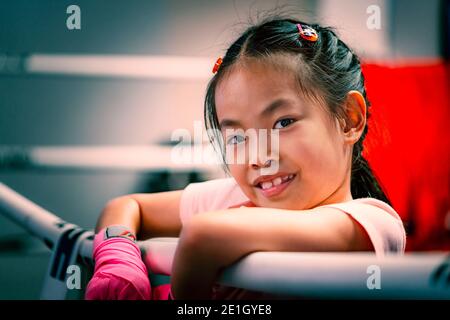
top-left (274, 118), bottom-right (295, 129)
top-left (226, 135), bottom-right (246, 145)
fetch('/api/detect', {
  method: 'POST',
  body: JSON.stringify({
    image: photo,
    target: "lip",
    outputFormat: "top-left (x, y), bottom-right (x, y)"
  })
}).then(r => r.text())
top-left (254, 173), bottom-right (296, 198)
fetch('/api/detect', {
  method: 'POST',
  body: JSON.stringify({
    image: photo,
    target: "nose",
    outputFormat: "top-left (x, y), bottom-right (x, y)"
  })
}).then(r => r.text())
top-left (250, 158), bottom-right (272, 170)
top-left (246, 129), bottom-right (279, 170)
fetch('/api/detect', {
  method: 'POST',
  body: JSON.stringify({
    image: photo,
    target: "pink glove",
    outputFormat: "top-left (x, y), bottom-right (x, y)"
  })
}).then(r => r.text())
top-left (85, 226), bottom-right (151, 300)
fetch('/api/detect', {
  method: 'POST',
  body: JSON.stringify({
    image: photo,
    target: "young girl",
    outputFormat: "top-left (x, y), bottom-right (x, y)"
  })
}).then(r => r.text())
top-left (85, 17), bottom-right (406, 300)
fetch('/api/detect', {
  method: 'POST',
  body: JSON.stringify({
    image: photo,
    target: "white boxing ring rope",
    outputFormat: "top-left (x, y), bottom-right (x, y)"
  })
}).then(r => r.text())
top-left (0, 182), bottom-right (449, 299)
top-left (0, 145), bottom-right (221, 174)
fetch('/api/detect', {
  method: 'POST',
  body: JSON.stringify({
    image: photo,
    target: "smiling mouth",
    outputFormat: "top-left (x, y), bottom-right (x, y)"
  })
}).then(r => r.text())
top-left (255, 173), bottom-right (296, 198)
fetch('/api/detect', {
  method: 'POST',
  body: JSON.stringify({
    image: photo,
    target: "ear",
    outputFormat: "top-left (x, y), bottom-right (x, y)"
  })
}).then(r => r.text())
top-left (339, 90), bottom-right (367, 144)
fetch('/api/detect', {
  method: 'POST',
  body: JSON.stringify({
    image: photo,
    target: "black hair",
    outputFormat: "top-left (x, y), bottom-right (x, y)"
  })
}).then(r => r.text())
top-left (204, 17), bottom-right (391, 205)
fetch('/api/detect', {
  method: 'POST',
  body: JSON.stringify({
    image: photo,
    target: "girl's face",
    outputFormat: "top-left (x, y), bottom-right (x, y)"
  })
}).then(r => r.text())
top-left (215, 61), bottom-right (354, 210)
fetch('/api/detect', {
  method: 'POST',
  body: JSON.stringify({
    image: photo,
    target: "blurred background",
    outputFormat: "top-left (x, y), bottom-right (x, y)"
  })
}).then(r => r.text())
top-left (0, 0), bottom-right (449, 299)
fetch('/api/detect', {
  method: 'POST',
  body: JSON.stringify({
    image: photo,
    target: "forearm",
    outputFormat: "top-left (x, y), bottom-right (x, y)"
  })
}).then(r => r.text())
top-left (170, 205), bottom-right (373, 299)
top-left (95, 196), bottom-right (141, 235)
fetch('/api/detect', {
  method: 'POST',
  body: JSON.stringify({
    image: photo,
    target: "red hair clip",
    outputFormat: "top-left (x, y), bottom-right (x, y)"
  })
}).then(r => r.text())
top-left (212, 57), bottom-right (223, 74)
top-left (297, 24), bottom-right (318, 42)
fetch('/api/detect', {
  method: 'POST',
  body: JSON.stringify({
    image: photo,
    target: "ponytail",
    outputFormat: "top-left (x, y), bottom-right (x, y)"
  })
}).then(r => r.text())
top-left (351, 154), bottom-right (391, 205)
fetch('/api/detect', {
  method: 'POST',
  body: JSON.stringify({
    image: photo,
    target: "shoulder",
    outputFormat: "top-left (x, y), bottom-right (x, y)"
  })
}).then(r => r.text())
top-left (179, 177), bottom-right (249, 225)
top-left (320, 198), bottom-right (407, 255)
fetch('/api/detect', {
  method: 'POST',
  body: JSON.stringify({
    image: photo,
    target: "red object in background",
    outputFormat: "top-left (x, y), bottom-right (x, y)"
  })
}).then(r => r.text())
top-left (362, 61), bottom-right (450, 251)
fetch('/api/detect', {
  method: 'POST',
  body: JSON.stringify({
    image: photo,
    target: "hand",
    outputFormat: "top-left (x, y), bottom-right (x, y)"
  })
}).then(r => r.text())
top-left (228, 200), bottom-right (257, 209)
top-left (85, 228), bottom-right (151, 300)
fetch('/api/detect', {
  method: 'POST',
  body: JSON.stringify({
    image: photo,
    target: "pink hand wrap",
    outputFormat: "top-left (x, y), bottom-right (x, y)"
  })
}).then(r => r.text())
top-left (85, 227), bottom-right (151, 300)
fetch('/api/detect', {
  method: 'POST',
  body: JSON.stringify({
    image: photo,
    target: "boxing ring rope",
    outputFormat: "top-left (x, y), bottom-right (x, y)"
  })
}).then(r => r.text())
top-left (0, 145), bottom-right (221, 173)
top-left (1, 183), bottom-right (449, 299)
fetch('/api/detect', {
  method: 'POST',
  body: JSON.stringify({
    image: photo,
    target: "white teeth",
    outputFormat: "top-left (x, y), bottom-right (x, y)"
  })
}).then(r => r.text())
top-left (280, 174), bottom-right (294, 182)
top-left (273, 177), bottom-right (282, 186)
top-left (261, 181), bottom-right (273, 190)
top-left (258, 174), bottom-right (296, 189)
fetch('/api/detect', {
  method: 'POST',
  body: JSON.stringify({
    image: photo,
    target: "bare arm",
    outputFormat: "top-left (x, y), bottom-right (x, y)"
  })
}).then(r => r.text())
top-left (95, 190), bottom-right (183, 240)
top-left (171, 206), bottom-right (374, 299)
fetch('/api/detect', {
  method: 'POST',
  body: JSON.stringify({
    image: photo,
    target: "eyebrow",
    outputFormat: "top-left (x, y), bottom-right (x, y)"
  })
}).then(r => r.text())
top-left (219, 98), bottom-right (294, 128)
